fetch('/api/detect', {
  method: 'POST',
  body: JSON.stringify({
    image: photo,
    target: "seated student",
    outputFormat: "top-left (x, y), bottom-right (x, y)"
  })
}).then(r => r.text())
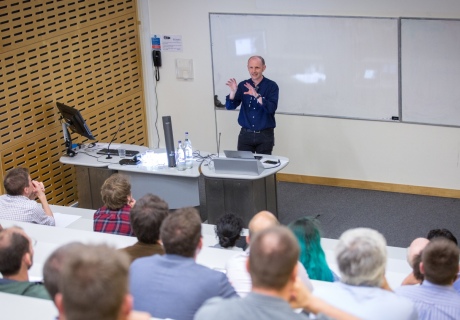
top-left (120, 193), bottom-right (169, 262)
top-left (0, 227), bottom-right (51, 300)
top-left (54, 243), bottom-right (151, 320)
top-left (427, 228), bottom-right (458, 245)
top-left (395, 239), bottom-right (460, 320)
top-left (313, 228), bottom-right (417, 320)
top-left (43, 242), bottom-right (85, 303)
top-left (93, 174), bottom-right (135, 236)
top-left (0, 167), bottom-right (55, 226)
top-left (196, 226), bottom-right (360, 320)
top-left (225, 211), bottom-right (313, 297)
top-left (130, 207), bottom-right (237, 320)
top-left (401, 237), bottom-right (429, 285)
top-left (288, 216), bottom-right (338, 282)
top-left (426, 228), bottom-right (460, 293)
top-left (212, 213), bottom-right (243, 251)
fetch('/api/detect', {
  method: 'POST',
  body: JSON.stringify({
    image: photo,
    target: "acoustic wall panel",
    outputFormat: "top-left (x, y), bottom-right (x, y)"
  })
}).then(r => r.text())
top-left (0, 0), bottom-right (147, 204)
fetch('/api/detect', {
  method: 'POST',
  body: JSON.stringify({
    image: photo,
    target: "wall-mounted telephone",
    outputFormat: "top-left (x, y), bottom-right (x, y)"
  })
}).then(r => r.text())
top-left (153, 50), bottom-right (162, 67)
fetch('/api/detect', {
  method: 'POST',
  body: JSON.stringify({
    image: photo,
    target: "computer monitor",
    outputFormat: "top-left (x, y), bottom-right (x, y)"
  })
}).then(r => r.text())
top-left (56, 102), bottom-right (95, 140)
top-left (57, 102), bottom-right (95, 156)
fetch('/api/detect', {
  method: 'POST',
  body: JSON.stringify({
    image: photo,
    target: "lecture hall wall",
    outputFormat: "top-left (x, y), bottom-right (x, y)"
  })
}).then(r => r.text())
top-left (140, 0), bottom-right (460, 195)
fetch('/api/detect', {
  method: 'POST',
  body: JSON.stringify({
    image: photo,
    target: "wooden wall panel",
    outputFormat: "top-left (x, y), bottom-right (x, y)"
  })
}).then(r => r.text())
top-left (0, 0), bottom-right (135, 50)
top-left (0, 0), bottom-right (147, 204)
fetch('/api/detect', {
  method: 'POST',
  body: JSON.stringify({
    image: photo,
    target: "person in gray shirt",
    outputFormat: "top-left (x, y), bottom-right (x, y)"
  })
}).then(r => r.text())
top-left (195, 226), bottom-right (359, 320)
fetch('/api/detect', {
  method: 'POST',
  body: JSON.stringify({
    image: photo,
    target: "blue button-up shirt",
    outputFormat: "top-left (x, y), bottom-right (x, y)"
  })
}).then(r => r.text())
top-left (395, 280), bottom-right (460, 320)
top-left (225, 77), bottom-right (279, 131)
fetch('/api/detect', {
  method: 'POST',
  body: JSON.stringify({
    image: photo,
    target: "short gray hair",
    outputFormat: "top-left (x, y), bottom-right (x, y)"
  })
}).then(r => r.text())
top-left (335, 228), bottom-right (387, 287)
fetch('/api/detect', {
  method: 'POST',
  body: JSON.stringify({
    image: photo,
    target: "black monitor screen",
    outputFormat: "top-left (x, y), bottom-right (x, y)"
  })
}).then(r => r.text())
top-left (57, 102), bottom-right (95, 140)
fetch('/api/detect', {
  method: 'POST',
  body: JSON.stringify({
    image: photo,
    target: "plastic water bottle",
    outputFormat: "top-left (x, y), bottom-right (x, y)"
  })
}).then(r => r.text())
top-left (184, 132), bottom-right (193, 169)
top-left (175, 140), bottom-right (186, 171)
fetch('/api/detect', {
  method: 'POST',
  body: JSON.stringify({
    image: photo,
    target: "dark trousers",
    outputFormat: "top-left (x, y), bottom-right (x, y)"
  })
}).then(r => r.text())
top-left (237, 128), bottom-right (274, 155)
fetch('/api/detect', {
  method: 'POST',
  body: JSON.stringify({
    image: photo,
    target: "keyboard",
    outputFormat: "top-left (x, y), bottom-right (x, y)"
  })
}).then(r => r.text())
top-left (96, 149), bottom-right (139, 157)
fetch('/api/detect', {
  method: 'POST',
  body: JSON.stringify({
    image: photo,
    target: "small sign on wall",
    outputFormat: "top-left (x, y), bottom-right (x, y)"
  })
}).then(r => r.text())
top-left (151, 34), bottom-right (183, 52)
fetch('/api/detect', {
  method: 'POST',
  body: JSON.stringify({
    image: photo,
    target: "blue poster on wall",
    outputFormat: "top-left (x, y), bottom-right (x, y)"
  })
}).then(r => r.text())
top-left (151, 35), bottom-right (161, 50)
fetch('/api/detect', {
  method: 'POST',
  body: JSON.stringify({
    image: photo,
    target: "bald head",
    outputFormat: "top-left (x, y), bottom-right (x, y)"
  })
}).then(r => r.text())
top-left (248, 55), bottom-right (265, 66)
top-left (407, 237), bottom-right (429, 267)
top-left (248, 211), bottom-right (279, 237)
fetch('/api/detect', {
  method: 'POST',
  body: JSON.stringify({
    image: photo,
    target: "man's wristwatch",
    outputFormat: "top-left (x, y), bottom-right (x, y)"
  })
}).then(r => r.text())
top-left (255, 94), bottom-right (261, 99)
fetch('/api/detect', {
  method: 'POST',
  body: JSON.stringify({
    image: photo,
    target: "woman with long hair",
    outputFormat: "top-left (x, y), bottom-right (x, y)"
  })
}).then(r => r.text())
top-left (288, 216), bottom-right (337, 282)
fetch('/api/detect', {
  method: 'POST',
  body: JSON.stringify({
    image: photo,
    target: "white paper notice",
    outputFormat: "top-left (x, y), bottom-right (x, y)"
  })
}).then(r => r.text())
top-left (161, 35), bottom-right (183, 52)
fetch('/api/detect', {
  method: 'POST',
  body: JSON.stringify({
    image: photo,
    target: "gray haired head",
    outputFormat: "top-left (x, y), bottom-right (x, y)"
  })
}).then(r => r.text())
top-left (335, 228), bottom-right (387, 287)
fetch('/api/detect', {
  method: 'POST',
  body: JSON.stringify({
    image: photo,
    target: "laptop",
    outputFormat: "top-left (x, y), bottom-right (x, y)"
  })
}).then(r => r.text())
top-left (223, 150), bottom-right (256, 159)
top-left (214, 157), bottom-right (265, 176)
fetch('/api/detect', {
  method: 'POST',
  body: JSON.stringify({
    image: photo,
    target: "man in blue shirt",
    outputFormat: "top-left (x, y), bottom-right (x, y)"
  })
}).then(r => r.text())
top-left (130, 207), bottom-right (237, 320)
top-left (226, 56), bottom-right (279, 155)
top-left (395, 238), bottom-right (460, 320)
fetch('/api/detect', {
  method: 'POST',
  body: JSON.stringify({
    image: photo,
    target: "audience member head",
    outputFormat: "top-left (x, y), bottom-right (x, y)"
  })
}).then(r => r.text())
top-left (288, 216), bottom-right (334, 282)
top-left (406, 237), bottom-right (429, 267)
top-left (130, 193), bottom-right (169, 244)
top-left (427, 228), bottom-right (458, 246)
top-left (248, 210), bottom-right (279, 240)
top-left (160, 207), bottom-right (202, 258)
top-left (421, 238), bottom-right (459, 285)
top-left (55, 244), bottom-right (132, 320)
top-left (101, 174), bottom-right (132, 210)
top-left (214, 213), bottom-right (243, 248)
top-left (0, 227), bottom-right (33, 278)
top-left (43, 242), bottom-right (85, 301)
top-left (335, 228), bottom-right (387, 287)
top-left (3, 167), bottom-right (32, 197)
top-left (411, 253), bottom-right (424, 282)
top-left (248, 226), bottom-right (299, 291)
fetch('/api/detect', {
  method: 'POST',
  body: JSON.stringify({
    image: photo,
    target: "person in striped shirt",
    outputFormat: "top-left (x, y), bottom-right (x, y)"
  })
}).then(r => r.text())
top-left (395, 238), bottom-right (460, 320)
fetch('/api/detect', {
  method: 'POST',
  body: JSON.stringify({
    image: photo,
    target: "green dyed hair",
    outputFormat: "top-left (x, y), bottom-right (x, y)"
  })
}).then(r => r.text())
top-left (288, 216), bottom-right (334, 282)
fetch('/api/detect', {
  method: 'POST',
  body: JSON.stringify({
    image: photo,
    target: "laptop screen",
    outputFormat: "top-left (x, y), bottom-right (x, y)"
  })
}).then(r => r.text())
top-left (223, 150), bottom-right (255, 159)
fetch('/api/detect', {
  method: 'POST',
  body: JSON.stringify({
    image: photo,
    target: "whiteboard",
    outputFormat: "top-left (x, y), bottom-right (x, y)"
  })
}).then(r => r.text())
top-left (401, 18), bottom-right (460, 126)
top-left (210, 14), bottom-right (399, 121)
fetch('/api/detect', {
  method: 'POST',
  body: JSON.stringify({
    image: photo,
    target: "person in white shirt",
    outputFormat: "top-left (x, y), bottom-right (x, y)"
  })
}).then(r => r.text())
top-left (0, 167), bottom-right (54, 226)
top-left (225, 210), bottom-right (313, 297)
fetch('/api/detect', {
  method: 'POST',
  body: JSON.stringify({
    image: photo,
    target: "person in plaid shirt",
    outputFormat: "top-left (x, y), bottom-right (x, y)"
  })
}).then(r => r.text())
top-left (93, 174), bottom-right (135, 236)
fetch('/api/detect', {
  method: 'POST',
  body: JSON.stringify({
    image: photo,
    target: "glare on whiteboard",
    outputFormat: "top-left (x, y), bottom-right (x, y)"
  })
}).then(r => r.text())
top-left (364, 69), bottom-right (376, 79)
top-left (235, 38), bottom-right (256, 56)
top-left (294, 66), bottom-right (326, 84)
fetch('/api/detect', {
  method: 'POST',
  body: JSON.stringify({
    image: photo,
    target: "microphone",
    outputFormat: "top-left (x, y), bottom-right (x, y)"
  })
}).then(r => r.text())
top-left (255, 86), bottom-right (259, 92)
top-left (106, 121), bottom-right (125, 159)
top-left (217, 132), bottom-right (221, 157)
